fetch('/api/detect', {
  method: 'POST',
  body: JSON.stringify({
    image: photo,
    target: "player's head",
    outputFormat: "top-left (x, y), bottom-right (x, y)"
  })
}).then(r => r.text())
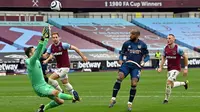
top-left (167, 34), bottom-right (175, 45)
top-left (51, 32), bottom-right (60, 44)
top-left (24, 46), bottom-right (35, 58)
top-left (130, 29), bottom-right (140, 42)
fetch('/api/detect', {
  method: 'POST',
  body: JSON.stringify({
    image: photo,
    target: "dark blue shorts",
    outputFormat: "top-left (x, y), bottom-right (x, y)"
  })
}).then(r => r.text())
top-left (119, 63), bottom-right (141, 80)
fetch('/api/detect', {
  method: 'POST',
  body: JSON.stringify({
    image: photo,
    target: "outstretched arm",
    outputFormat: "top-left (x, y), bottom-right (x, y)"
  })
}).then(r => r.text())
top-left (39, 39), bottom-right (49, 57)
top-left (70, 45), bottom-right (88, 62)
top-left (30, 40), bottom-right (44, 65)
top-left (30, 26), bottom-right (50, 65)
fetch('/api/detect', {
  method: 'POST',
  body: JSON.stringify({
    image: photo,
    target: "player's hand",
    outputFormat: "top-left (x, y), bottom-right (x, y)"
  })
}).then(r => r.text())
top-left (140, 61), bottom-right (145, 67)
top-left (183, 69), bottom-right (188, 77)
top-left (157, 67), bottom-right (162, 72)
top-left (82, 56), bottom-right (88, 63)
top-left (43, 60), bottom-right (48, 64)
top-left (42, 26), bottom-right (50, 39)
top-left (118, 60), bottom-right (123, 65)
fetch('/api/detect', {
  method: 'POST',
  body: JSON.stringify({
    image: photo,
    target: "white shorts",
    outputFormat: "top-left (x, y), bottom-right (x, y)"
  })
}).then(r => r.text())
top-left (54, 67), bottom-right (70, 80)
top-left (167, 70), bottom-right (180, 81)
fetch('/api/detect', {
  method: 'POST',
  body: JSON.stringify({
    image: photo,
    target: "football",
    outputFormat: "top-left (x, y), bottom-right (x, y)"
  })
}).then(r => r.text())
top-left (50, 0), bottom-right (62, 11)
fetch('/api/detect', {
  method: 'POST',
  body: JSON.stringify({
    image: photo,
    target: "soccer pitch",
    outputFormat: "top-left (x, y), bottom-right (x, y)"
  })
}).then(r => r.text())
top-left (0, 68), bottom-right (200, 112)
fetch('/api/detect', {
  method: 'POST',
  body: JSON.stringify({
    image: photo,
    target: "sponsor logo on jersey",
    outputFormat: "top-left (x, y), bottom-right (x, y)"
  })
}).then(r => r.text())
top-left (53, 52), bottom-right (62, 56)
top-left (166, 56), bottom-right (176, 59)
top-left (128, 49), bottom-right (141, 54)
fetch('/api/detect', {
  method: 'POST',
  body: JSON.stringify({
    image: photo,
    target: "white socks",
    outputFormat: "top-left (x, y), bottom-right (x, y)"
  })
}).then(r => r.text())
top-left (173, 81), bottom-right (185, 88)
top-left (48, 78), bottom-right (63, 92)
top-left (63, 83), bottom-right (74, 94)
top-left (165, 85), bottom-right (171, 101)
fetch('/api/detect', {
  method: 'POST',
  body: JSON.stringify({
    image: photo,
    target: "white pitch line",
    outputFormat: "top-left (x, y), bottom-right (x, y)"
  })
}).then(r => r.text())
top-left (1, 95), bottom-right (200, 98)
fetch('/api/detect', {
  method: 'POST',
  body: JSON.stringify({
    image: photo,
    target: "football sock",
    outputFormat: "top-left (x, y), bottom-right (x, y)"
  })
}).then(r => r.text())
top-left (129, 86), bottom-right (136, 102)
top-left (63, 83), bottom-right (74, 94)
top-left (173, 81), bottom-right (185, 88)
top-left (112, 79), bottom-right (121, 98)
top-left (58, 92), bottom-right (73, 100)
top-left (165, 84), bottom-right (171, 101)
top-left (48, 78), bottom-right (63, 92)
top-left (44, 100), bottom-right (60, 110)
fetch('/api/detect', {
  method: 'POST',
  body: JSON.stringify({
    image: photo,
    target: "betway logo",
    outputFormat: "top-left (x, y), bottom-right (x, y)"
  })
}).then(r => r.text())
top-left (0, 64), bottom-right (18, 71)
top-left (188, 59), bottom-right (200, 65)
top-left (53, 52), bottom-right (62, 56)
top-left (78, 62), bottom-right (101, 68)
top-left (106, 61), bottom-right (121, 68)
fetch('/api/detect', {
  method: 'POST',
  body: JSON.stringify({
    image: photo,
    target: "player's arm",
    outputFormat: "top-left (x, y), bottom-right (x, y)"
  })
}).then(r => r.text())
top-left (29, 40), bottom-right (44, 64)
top-left (140, 43), bottom-right (150, 66)
top-left (70, 45), bottom-right (88, 62)
top-left (29, 26), bottom-right (50, 64)
top-left (39, 39), bottom-right (49, 57)
top-left (119, 42), bottom-right (128, 65)
top-left (158, 49), bottom-right (166, 72)
top-left (43, 45), bottom-right (53, 64)
top-left (159, 56), bottom-right (166, 69)
top-left (182, 53), bottom-right (188, 69)
top-left (178, 47), bottom-right (188, 76)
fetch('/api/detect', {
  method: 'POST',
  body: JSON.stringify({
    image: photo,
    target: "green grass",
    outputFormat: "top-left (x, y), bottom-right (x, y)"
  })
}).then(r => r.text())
top-left (0, 68), bottom-right (200, 112)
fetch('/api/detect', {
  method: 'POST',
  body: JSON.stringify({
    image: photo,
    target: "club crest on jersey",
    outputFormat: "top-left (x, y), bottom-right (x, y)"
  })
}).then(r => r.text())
top-left (173, 51), bottom-right (176, 55)
top-left (59, 47), bottom-right (62, 51)
top-left (137, 45), bottom-right (141, 49)
top-left (128, 45), bottom-right (131, 48)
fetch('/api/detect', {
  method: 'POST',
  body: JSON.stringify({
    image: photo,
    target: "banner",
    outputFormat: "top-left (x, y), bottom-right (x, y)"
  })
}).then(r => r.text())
top-left (0, 0), bottom-right (199, 8)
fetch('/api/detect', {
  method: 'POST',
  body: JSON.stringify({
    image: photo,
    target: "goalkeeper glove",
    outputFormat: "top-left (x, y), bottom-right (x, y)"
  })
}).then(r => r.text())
top-left (41, 26), bottom-right (50, 41)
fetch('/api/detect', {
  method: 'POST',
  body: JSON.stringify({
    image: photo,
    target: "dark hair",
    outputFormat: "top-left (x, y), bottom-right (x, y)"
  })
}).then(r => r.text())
top-left (24, 46), bottom-right (34, 57)
top-left (168, 34), bottom-right (175, 37)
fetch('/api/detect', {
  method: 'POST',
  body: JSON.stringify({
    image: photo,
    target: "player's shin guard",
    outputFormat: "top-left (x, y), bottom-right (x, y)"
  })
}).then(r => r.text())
top-left (112, 79), bottom-right (122, 98)
top-left (48, 78), bottom-right (63, 92)
top-left (165, 84), bottom-right (172, 101)
top-left (63, 83), bottom-right (74, 94)
top-left (58, 92), bottom-right (73, 100)
top-left (44, 100), bottom-right (61, 111)
top-left (129, 86), bottom-right (137, 103)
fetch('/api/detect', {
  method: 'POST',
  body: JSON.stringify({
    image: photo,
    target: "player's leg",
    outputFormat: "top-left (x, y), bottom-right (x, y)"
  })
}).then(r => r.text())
top-left (44, 90), bottom-right (74, 111)
top-left (127, 69), bottom-right (141, 111)
top-left (48, 69), bottom-right (63, 92)
top-left (172, 70), bottom-right (189, 89)
top-left (61, 78), bottom-right (80, 102)
top-left (109, 63), bottom-right (129, 108)
top-left (37, 85), bottom-right (74, 112)
top-left (163, 70), bottom-right (179, 103)
top-left (58, 68), bottom-right (80, 102)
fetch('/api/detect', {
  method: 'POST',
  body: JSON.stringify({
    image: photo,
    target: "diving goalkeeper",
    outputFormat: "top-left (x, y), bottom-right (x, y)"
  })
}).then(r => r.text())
top-left (25, 26), bottom-right (79, 112)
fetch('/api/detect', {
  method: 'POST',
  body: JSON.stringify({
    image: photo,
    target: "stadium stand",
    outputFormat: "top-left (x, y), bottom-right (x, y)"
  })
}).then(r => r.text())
top-left (47, 18), bottom-right (168, 56)
top-left (131, 18), bottom-right (200, 53)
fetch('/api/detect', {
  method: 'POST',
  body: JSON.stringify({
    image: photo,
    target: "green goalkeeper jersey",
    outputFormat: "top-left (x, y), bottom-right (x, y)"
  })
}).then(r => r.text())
top-left (25, 39), bottom-right (48, 89)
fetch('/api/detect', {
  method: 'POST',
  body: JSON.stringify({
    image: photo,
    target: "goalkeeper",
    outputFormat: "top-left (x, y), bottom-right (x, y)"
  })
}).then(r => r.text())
top-left (25, 26), bottom-right (79, 112)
